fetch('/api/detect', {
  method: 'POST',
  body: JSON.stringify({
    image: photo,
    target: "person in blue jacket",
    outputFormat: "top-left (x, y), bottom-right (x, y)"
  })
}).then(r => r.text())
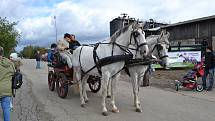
top-left (47, 43), bottom-right (57, 64)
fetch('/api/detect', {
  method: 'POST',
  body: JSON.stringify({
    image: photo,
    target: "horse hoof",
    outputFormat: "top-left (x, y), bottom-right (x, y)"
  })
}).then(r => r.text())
top-left (107, 95), bottom-right (111, 98)
top-left (85, 99), bottom-right (89, 103)
top-left (112, 108), bottom-right (119, 113)
top-left (102, 112), bottom-right (108, 116)
top-left (81, 104), bottom-right (85, 108)
top-left (135, 108), bottom-right (142, 113)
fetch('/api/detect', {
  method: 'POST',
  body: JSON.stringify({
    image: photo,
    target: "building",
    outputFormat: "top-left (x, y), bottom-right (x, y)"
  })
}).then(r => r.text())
top-left (162, 15), bottom-right (215, 50)
top-left (109, 14), bottom-right (136, 37)
top-left (109, 14), bottom-right (167, 37)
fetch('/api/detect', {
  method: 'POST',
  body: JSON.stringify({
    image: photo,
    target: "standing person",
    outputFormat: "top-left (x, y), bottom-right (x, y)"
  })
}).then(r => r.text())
top-left (35, 50), bottom-right (41, 69)
top-left (0, 46), bottom-right (15, 121)
top-left (202, 46), bottom-right (215, 91)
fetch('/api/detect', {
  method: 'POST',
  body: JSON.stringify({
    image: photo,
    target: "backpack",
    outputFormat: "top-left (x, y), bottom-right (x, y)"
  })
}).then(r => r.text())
top-left (12, 71), bottom-right (23, 97)
top-left (212, 52), bottom-right (215, 62)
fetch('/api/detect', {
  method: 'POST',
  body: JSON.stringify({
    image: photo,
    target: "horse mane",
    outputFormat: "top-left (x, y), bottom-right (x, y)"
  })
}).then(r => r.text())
top-left (110, 23), bottom-right (133, 43)
top-left (147, 32), bottom-right (169, 45)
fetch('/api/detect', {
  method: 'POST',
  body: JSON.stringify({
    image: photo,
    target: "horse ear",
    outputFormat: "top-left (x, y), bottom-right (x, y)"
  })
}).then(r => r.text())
top-left (158, 31), bottom-right (163, 40)
top-left (132, 21), bottom-right (138, 29)
top-left (138, 21), bottom-right (145, 29)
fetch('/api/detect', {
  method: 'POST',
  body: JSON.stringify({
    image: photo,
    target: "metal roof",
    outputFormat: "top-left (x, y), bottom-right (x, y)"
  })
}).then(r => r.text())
top-left (163, 15), bottom-right (215, 28)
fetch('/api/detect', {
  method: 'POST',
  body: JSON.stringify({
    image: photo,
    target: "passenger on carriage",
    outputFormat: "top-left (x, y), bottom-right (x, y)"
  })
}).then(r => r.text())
top-left (64, 33), bottom-right (81, 50)
top-left (47, 43), bottom-right (57, 64)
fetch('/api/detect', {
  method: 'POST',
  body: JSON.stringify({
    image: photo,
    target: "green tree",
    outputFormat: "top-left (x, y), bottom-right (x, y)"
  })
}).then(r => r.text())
top-left (21, 45), bottom-right (34, 58)
top-left (20, 45), bottom-right (48, 59)
top-left (0, 17), bottom-right (20, 57)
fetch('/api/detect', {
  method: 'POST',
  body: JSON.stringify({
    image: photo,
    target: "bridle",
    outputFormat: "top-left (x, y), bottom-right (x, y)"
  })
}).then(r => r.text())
top-left (111, 29), bottom-right (148, 56)
top-left (129, 30), bottom-right (148, 51)
top-left (151, 36), bottom-right (169, 60)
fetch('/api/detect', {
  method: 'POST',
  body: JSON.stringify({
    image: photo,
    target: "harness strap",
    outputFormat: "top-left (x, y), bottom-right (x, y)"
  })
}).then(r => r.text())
top-left (82, 65), bottom-right (97, 76)
top-left (124, 67), bottom-right (131, 77)
top-left (151, 43), bottom-right (168, 60)
top-left (137, 43), bottom-right (147, 50)
top-left (79, 46), bottom-right (85, 75)
top-left (93, 44), bottom-right (102, 75)
top-left (159, 55), bottom-right (169, 59)
top-left (113, 42), bottom-right (133, 55)
top-left (79, 45), bottom-right (102, 76)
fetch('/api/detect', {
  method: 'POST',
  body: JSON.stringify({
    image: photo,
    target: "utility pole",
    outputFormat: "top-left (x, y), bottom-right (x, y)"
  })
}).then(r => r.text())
top-left (54, 16), bottom-right (57, 42)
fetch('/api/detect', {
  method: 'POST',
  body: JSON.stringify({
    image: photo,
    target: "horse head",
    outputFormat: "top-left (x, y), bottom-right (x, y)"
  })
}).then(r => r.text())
top-left (156, 31), bottom-right (170, 68)
top-left (130, 21), bottom-right (149, 57)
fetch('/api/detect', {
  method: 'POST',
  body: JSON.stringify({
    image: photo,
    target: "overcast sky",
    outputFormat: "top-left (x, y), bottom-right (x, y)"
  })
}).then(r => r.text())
top-left (0, 0), bottom-right (215, 51)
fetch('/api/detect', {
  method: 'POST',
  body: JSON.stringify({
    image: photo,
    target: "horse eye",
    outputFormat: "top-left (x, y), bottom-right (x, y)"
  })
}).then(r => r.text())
top-left (134, 31), bottom-right (140, 37)
top-left (157, 45), bottom-right (163, 50)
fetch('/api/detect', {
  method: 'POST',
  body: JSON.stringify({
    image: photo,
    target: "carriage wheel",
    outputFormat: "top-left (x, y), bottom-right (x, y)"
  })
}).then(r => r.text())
top-left (88, 76), bottom-right (101, 93)
top-left (48, 71), bottom-right (55, 91)
top-left (196, 84), bottom-right (203, 92)
top-left (56, 73), bottom-right (69, 98)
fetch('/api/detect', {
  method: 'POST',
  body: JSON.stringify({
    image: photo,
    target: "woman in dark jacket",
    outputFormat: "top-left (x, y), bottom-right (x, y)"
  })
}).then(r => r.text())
top-left (202, 46), bottom-right (215, 91)
top-left (64, 33), bottom-right (81, 50)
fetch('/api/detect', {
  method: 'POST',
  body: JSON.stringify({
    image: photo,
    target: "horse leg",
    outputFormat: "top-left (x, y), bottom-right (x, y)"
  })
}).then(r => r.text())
top-left (110, 73), bottom-right (120, 113)
top-left (131, 73), bottom-right (142, 112)
top-left (137, 76), bottom-right (143, 106)
top-left (73, 67), bottom-right (85, 107)
top-left (107, 79), bottom-right (112, 98)
top-left (82, 75), bottom-right (89, 103)
top-left (135, 75), bottom-right (142, 112)
top-left (101, 72), bottom-right (110, 116)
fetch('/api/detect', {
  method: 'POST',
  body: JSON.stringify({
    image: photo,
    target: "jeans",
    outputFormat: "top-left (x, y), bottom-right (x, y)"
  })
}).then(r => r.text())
top-left (0, 96), bottom-right (11, 121)
top-left (202, 68), bottom-right (215, 89)
top-left (36, 61), bottom-right (41, 69)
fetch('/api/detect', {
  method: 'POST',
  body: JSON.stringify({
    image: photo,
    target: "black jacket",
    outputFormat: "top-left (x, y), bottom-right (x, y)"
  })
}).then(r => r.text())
top-left (69, 40), bottom-right (81, 50)
top-left (35, 53), bottom-right (41, 61)
top-left (204, 52), bottom-right (215, 69)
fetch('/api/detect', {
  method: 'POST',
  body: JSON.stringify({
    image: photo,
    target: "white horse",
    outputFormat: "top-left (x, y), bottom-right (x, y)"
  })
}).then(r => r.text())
top-left (107, 31), bottom-right (170, 112)
top-left (72, 22), bottom-right (149, 116)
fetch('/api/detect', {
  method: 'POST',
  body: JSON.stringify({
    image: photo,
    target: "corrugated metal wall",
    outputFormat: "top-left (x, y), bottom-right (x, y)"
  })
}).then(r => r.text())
top-left (165, 19), bottom-right (215, 48)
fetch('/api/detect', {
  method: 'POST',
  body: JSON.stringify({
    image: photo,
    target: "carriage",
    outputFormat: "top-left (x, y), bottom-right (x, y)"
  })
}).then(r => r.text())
top-left (46, 21), bottom-right (170, 116)
top-left (47, 52), bottom-right (101, 98)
